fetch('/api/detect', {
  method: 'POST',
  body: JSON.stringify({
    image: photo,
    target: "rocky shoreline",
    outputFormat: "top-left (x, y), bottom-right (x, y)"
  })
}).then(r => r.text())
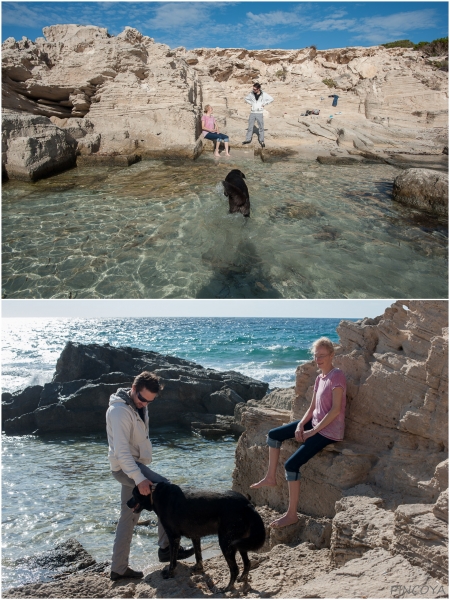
top-left (2, 301), bottom-right (448, 598)
top-left (2, 25), bottom-right (448, 183)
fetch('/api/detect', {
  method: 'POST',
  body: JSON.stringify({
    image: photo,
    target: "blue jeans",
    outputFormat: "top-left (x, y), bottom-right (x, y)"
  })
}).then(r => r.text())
top-left (267, 420), bottom-right (334, 481)
top-left (204, 132), bottom-right (229, 142)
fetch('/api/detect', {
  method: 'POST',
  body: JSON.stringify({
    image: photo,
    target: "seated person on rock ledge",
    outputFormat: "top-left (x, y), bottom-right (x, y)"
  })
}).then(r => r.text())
top-left (201, 105), bottom-right (230, 157)
top-left (250, 337), bottom-right (346, 529)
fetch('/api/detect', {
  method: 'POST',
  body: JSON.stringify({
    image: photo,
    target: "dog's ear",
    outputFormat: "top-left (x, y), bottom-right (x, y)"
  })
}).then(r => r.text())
top-left (240, 171), bottom-right (246, 179)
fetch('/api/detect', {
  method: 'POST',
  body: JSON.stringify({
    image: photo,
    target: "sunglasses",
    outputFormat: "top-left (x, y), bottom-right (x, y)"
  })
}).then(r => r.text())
top-left (137, 391), bottom-right (157, 403)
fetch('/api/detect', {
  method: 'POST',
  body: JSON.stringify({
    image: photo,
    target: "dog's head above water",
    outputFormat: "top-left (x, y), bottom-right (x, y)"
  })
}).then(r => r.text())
top-left (225, 169), bottom-right (246, 180)
top-left (127, 486), bottom-right (155, 513)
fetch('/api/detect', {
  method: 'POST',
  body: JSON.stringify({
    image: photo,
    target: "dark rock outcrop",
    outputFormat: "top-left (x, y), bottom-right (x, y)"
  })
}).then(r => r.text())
top-left (2, 342), bottom-right (268, 435)
top-left (10, 538), bottom-right (109, 588)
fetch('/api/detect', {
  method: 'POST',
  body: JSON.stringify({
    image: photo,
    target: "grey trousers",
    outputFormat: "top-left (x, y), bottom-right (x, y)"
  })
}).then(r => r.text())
top-left (111, 462), bottom-right (170, 575)
top-left (245, 112), bottom-right (265, 142)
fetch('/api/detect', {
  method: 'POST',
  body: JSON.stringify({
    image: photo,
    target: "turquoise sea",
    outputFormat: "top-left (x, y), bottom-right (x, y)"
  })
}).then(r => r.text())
top-left (2, 317), bottom-right (348, 589)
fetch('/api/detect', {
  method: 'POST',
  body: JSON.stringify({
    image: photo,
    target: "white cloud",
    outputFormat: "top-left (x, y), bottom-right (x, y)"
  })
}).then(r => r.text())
top-left (349, 9), bottom-right (439, 44)
top-left (360, 9), bottom-right (438, 33)
top-left (143, 3), bottom-right (209, 31)
top-left (310, 18), bottom-right (357, 32)
top-left (329, 10), bottom-right (348, 19)
top-left (246, 10), bottom-right (303, 27)
top-left (2, 2), bottom-right (48, 28)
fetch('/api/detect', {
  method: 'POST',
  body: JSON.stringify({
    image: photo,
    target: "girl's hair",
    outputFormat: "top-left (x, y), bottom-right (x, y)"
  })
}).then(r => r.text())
top-left (204, 104), bottom-right (212, 113)
top-left (311, 337), bottom-right (335, 355)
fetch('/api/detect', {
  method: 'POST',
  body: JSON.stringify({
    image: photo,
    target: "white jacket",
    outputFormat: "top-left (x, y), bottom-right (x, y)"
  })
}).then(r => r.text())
top-left (245, 90), bottom-right (274, 113)
top-left (106, 388), bottom-right (152, 485)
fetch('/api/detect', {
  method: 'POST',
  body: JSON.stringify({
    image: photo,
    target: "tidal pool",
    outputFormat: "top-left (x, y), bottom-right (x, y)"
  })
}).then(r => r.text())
top-left (2, 155), bottom-right (447, 298)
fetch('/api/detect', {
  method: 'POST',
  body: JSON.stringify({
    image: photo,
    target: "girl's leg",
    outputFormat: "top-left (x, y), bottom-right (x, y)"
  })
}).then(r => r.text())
top-left (250, 446), bottom-right (280, 488)
top-left (224, 141), bottom-right (230, 156)
top-left (270, 480), bottom-right (300, 528)
top-left (250, 421), bottom-right (299, 489)
top-left (205, 133), bottom-right (221, 156)
top-left (270, 428), bottom-right (334, 528)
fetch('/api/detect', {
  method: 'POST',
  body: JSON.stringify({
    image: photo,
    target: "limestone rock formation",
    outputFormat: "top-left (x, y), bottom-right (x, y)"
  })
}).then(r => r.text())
top-left (2, 112), bottom-right (76, 180)
top-left (392, 498), bottom-right (448, 583)
top-left (331, 490), bottom-right (395, 566)
top-left (289, 548), bottom-right (447, 598)
top-left (2, 25), bottom-right (448, 179)
top-left (330, 483), bottom-right (448, 584)
top-left (392, 168), bottom-right (449, 215)
top-left (1, 342), bottom-right (268, 435)
top-left (235, 301), bottom-right (448, 518)
top-left (4, 537), bottom-right (447, 598)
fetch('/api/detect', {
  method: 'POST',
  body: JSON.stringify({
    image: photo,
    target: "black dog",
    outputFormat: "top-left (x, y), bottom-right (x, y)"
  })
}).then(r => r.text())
top-left (222, 169), bottom-right (250, 217)
top-left (128, 482), bottom-right (265, 591)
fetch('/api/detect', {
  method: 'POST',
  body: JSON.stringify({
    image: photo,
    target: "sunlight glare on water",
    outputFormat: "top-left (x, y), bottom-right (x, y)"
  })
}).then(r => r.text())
top-left (1, 431), bottom-right (237, 589)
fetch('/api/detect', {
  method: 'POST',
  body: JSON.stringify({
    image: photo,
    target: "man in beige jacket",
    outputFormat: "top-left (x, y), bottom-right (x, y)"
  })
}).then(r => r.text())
top-left (106, 371), bottom-right (194, 581)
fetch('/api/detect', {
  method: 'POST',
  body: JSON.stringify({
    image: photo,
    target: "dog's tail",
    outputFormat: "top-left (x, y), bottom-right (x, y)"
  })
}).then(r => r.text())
top-left (233, 504), bottom-right (266, 551)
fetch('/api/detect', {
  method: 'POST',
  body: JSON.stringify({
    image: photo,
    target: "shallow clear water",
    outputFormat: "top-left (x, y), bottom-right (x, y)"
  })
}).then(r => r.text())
top-left (2, 157), bottom-right (447, 298)
top-left (2, 317), bottom-right (343, 393)
top-left (1, 431), bottom-right (237, 589)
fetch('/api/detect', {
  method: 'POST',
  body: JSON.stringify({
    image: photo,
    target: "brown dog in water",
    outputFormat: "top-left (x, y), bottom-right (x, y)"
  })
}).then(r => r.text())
top-left (222, 169), bottom-right (250, 217)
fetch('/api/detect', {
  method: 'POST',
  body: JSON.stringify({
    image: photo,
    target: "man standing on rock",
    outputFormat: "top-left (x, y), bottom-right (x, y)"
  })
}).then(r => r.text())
top-left (242, 82), bottom-right (274, 148)
top-left (106, 371), bottom-right (194, 581)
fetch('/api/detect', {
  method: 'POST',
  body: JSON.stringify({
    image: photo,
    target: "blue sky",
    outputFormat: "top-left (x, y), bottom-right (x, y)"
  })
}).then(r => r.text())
top-left (2, 2), bottom-right (448, 50)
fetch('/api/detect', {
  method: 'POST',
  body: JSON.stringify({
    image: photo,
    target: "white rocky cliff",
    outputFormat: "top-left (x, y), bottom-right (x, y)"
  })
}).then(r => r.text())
top-left (2, 25), bottom-right (448, 179)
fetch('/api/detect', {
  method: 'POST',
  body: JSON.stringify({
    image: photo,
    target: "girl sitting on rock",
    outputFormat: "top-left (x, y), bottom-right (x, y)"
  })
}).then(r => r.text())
top-left (250, 337), bottom-right (346, 528)
top-left (201, 105), bottom-right (230, 157)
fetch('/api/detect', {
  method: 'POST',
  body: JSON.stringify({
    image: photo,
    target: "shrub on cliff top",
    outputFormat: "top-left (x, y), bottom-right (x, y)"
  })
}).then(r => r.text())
top-left (423, 37), bottom-right (448, 56)
top-left (382, 40), bottom-right (415, 49)
top-left (382, 37), bottom-right (448, 56)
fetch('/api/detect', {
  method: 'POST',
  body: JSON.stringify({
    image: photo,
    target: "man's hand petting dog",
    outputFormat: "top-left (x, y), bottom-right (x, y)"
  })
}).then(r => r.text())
top-left (138, 479), bottom-right (153, 495)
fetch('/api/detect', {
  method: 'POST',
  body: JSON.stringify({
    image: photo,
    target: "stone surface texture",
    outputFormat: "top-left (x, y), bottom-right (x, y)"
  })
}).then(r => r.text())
top-left (2, 25), bottom-right (448, 179)
top-left (4, 540), bottom-right (447, 599)
top-left (289, 548), bottom-right (447, 599)
top-left (1, 342), bottom-right (268, 434)
top-left (2, 112), bottom-right (76, 180)
top-left (392, 168), bottom-right (449, 215)
top-left (331, 489), bottom-right (395, 566)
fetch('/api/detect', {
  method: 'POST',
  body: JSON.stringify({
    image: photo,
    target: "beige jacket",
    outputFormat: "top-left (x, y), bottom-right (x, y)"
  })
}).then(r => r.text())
top-left (106, 388), bottom-right (152, 485)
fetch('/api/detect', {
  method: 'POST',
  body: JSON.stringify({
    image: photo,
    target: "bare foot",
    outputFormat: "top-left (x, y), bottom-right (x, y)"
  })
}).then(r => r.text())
top-left (250, 477), bottom-right (277, 489)
top-left (225, 153), bottom-right (231, 156)
top-left (214, 153), bottom-right (220, 157)
top-left (270, 514), bottom-right (298, 529)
